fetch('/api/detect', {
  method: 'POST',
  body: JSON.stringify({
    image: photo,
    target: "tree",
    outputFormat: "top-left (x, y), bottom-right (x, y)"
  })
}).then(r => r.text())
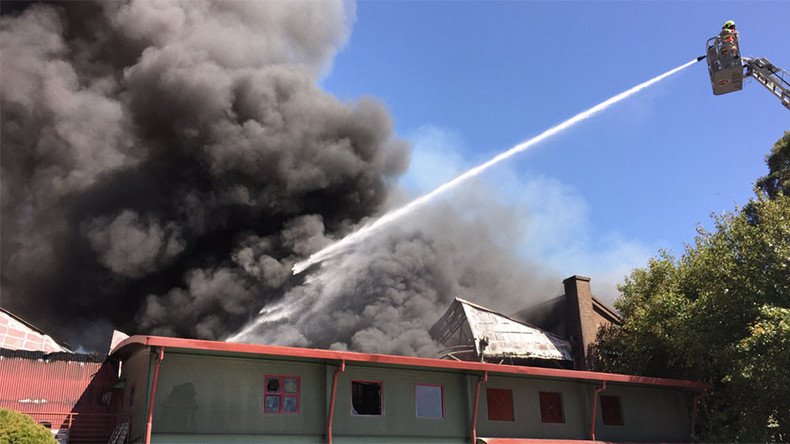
top-left (755, 131), bottom-right (790, 199)
top-left (0, 409), bottom-right (57, 444)
top-left (590, 133), bottom-right (790, 442)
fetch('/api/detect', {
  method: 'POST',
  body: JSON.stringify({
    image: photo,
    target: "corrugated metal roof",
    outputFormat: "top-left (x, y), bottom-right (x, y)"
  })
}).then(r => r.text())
top-left (459, 299), bottom-right (573, 361)
top-left (0, 308), bottom-right (69, 353)
top-left (431, 298), bottom-right (573, 362)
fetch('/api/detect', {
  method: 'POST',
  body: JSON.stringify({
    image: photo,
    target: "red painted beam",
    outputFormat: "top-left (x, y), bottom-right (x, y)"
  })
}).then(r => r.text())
top-left (478, 439), bottom-right (610, 444)
top-left (471, 371), bottom-right (488, 444)
top-left (326, 360), bottom-right (345, 444)
top-left (144, 347), bottom-right (164, 444)
top-left (112, 335), bottom-right (709, 392)
top-left (590, 381), bottom-right (606, 440)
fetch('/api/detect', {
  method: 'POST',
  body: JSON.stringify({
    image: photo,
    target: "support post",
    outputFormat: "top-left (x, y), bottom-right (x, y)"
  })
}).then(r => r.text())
top-left (690, 390), bottom-right (706, 441)
top-left (327, 360), bottom-right (346, 444)
top-left (590, 380), bottom-right (606, 440)
top-left (471, 371), bottom-right (488, 444)
top-left (144, 347), bottom-right (165, 444)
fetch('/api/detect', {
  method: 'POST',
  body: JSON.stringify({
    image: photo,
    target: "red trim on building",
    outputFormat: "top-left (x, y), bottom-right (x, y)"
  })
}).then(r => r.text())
top-left (478, 440), bottom-right (611, 444)
top-left (471, 371), bottom-right (488, 444)
top-left (111, 335), bottom-right (709, 392)
top-left (486, 388), bottom-right (515, 421)
top-left (263, 375), bottom-right (301, 414)
top-left (326, 360), bottom-right (345, 444)
top-left (538, 392), bottom-right (565, 424)
top-left (144, 347), bottom-right (164, 444)
top-left (350, 379), bottom-right (384, 416)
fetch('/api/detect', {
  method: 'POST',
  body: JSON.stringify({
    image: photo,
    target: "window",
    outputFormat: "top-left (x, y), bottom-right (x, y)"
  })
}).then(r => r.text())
top-left (538, 392), bottom-right (565, 423)
top-left (415, 384), bottom-right (444, 418)
top-left (600, 395), bottom-right (624, 426)
top-left (264, 375), bottom-right (300, 414)
top-left (352, 380), bottom-right (382, 415)
top-left (486, 388), bottom-right (514, 421)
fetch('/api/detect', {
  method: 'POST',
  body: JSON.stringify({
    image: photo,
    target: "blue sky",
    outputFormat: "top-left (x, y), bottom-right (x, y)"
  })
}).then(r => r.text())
top-left (322, 1), bottom-right (789, 299)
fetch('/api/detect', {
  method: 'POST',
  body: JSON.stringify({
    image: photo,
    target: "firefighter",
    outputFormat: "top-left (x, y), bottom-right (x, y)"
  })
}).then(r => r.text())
top-left (719, 20), bottom-right (739, 58)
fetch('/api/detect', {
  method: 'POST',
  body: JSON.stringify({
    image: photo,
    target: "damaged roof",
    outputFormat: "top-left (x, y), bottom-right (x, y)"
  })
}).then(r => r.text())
top-left (429, 298), bottom-right (573, 362)
top-left (0, 307), bottom-right (70, 353)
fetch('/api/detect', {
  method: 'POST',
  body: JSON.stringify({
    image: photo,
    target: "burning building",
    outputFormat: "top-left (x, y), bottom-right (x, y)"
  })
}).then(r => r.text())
top-left (513, 276), bottom-right (622, 370)
top-left (107, 334), bottom-right (706, 444)
top-left (430, 276), bottom-right (621, 371)
top-left (1, 2), bottom-right (707, 440)
top-left (429, 298), bottom-right (574, 367)
top-left (0, 288), bottom-right (705, 444)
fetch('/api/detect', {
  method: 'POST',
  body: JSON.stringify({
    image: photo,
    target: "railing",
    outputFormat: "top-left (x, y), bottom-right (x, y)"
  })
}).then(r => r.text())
top-left (21, 411), bottom-right (128, 444)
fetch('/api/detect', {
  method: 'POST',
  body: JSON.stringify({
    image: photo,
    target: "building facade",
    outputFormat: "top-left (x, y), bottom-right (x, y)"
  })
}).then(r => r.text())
top-left (0, 349), bottom-right (122, 443)
top-left (111, 335), bottom-right (707, 444)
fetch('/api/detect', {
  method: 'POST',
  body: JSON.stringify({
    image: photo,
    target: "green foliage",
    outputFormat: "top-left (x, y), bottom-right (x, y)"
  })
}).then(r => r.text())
top-left (590, 193), bottom-right (790, 442)
top-left (755, 131), bottom-right (790, 199)
top-left (0, 409), bottom-right (57, 444)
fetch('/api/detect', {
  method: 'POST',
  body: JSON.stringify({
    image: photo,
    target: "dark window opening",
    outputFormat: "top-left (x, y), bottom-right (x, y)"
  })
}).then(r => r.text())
top-left (352, 380), bottom-right (382, 415)
top-left (539, 392), bottom-right (565, 423)
top-left (264, 375), bottom-right (300, 414)
top-left (600, 395), bottom-right (624, 426)
top-left (486, 388), bottom-right (514, 421)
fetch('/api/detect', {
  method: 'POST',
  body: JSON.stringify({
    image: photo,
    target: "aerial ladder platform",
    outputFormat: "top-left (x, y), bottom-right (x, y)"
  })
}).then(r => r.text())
top-left (705, 28), bottom-right (789, 110)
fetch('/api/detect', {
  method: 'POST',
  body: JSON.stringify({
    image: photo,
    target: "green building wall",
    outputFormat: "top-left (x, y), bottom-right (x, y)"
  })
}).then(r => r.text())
top-left (329, 364), bottom-right (470, 440)
top-left (475, 375), bottom-right (588, 440)
top-left (119, 348), bottom-right (693, 443)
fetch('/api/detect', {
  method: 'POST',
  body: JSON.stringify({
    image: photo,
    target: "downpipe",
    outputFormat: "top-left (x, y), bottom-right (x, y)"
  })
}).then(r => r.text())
top-left (471, 371), bottom-right (488, 444)
top-left (144, 347), bottom-right (165, 444)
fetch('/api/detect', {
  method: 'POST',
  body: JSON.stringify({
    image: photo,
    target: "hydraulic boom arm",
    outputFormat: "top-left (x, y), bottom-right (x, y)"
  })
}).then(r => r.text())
top-left (743, 57), bottom-right (790, 110)
top-left (704, 25), bottom-right (789, 111)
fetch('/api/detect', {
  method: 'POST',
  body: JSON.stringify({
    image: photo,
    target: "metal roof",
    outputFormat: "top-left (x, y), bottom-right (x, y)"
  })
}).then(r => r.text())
top-left (109, 335), bottom-right (709, 392)
top-left (430, 298), bottom-right (573, 362)
top-left (0, 307), bottom-right (70, 353)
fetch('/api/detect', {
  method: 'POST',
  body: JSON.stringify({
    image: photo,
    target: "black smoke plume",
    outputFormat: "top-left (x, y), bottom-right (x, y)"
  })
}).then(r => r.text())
top-left (2, 1), bottom-right (559, 354)
top-left (1, 0), bottom-right (409, 350)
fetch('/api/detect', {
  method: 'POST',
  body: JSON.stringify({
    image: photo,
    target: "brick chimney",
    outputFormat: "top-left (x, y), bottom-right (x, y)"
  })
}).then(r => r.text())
top-left (563, 275), bottom-right (596, 370)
